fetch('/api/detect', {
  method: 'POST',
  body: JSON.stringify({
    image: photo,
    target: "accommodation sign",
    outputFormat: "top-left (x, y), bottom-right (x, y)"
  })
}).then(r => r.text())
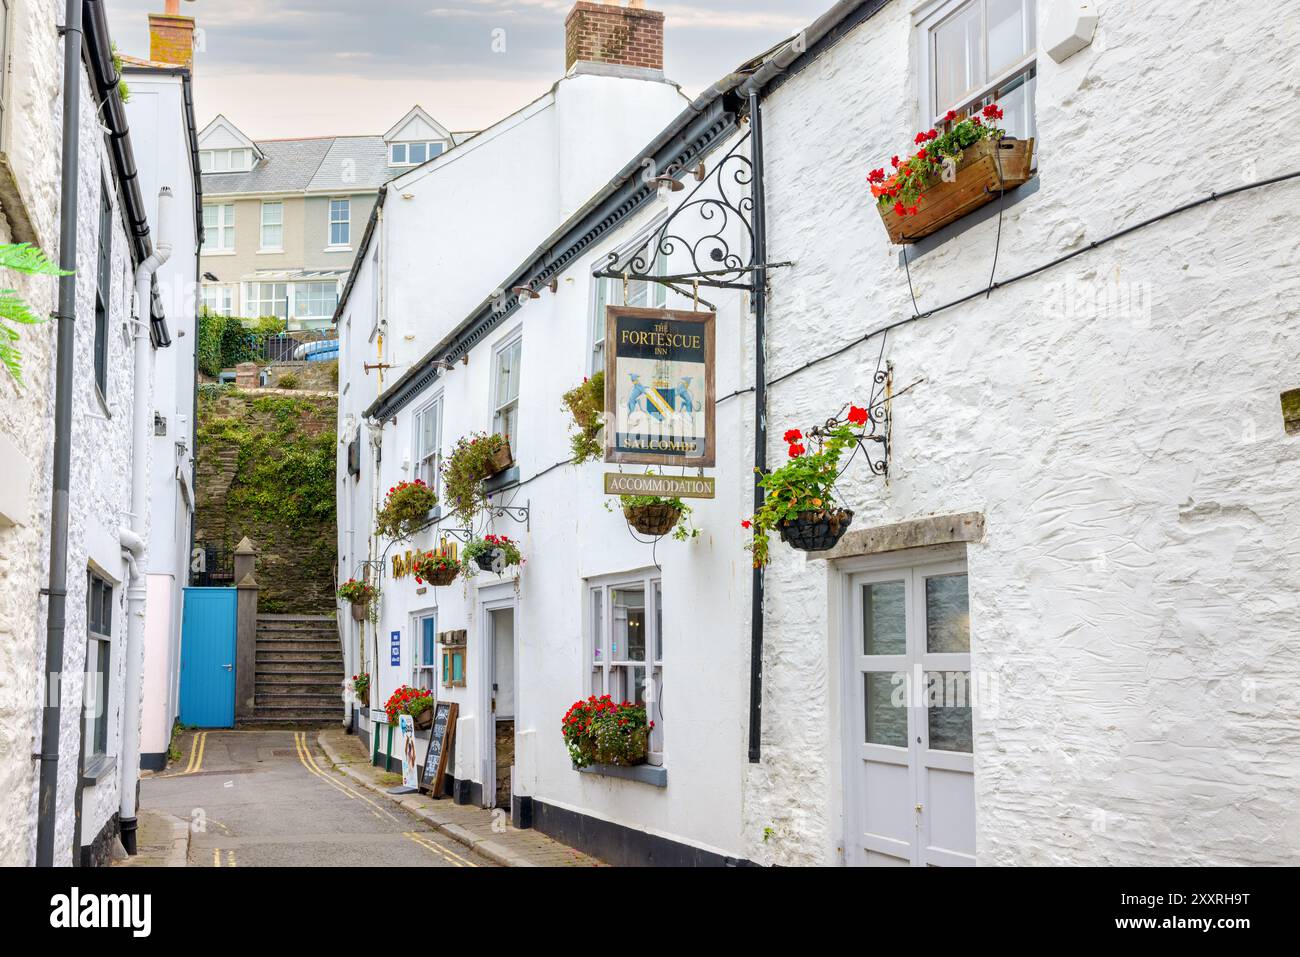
top-left (605, 306), bottom-right (715, 468)
top-left (604, 473), bottom-right (715, 500)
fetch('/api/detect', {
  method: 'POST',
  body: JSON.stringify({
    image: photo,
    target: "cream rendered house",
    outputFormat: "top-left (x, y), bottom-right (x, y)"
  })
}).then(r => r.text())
top-left (198, 107), bottom-right (470, 331)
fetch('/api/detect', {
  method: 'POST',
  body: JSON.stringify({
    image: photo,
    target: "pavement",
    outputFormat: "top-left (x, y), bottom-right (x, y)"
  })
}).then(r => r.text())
top-left (316, 727), bottom-right (601, 867)
top-left (130, 728), bottom-right (484, 867)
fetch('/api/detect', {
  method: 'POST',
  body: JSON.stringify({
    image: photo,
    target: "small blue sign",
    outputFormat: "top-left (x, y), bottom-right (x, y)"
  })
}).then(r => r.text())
top-left (390, 630), bottom-right (401, 667)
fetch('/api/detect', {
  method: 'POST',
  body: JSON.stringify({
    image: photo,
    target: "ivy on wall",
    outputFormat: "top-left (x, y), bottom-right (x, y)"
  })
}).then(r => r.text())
top-left (196, 309), bottom-right (286, 377)
top-left (196, 389), bottom-right (337, 613)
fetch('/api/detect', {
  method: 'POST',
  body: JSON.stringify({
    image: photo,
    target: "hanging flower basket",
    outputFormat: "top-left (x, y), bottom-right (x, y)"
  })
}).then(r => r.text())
top-left (624, 502), bottom-right (682, 537)
top-left (562, 697), bottom-right (652, 769)
top-left (867, 103), bottom-right (1033, 245)
top-left (413, 705), bottom-right (434, 731)
top-left (462, 534), bottom-right (523, 577)
top-left (487, 440), bottom-right (513, 476)
top-left (412, 550), bottom-right (460, 587)
top-left (350, 601), bottom-right (368, 622)
top-left (443, 432), bottom-right (512, 524)
top-left (338, 579), bottom-right (377, 621)
top-left (777, 508), bottom-right (855, 552)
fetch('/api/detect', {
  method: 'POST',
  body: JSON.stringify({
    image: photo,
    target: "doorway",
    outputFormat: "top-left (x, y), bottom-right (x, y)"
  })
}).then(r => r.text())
top-left (842, 556), bottom-right (975, 866)
top-left (486, 605), bottom-right (515, 809)
top-left (179, 587), bottom-right (237, 728)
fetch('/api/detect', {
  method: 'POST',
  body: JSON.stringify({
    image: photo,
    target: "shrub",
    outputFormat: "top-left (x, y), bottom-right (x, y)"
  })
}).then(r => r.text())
top-left (442, 432), bottom-right (509, 524)
top-left (375, 479), bottom-right (438, 540)
top-left (277, 372), bottom-right (300, 390)
top-left (562, 372), bottom-right (604, 464)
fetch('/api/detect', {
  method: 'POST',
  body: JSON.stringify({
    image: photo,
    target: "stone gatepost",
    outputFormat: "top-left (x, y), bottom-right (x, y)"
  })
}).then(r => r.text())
top-left (234, 362), bottom-right (259, 389)
top-left (234, 537), bottom-right (259, 723)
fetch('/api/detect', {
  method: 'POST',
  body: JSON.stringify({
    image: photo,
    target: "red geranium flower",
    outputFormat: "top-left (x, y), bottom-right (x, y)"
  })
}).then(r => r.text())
top-left (741, 519), bottom-right (752, 529)
top-left (914, 131), bottom-right (928, 145)
top-left (847, 405), bottom-right (869, 426)
top-left (867, 168), bottom-right (886, 184)
top-left (783, 428), bottom-right (802, 443)
top-left (945, 109), bottom-right (957, 122)
top-left (788, 443), bottom-right (806, 458)
top-left (890, 155), bottom-right (900, 168)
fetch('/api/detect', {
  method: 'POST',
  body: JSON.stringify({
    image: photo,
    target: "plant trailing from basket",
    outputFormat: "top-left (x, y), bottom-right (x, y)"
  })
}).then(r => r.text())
top-left (867, 104), bottom-right (1006, 217)
top-left (743, 406), bottom-right (873, 567)
top-left (352, 672), bottom-right (370, 705)
top-left (442, 432), bottom-right (510, 524)
top-left (607, 471), bottom-right (699, 542)
top-left (462, 533), bottom-right (523, 576)
top-left (562, 372), bottom-right (605, 464)
top-left (336, 578), bottom-right (376, 605)
top-left (384, 684), bottom-right (434, 725)
top-left (375, 478), bottom-right (438, 540)
top-left (411, 549), bottom-right (460, 587)
top-left (562, 695), bottom-right (653, 769)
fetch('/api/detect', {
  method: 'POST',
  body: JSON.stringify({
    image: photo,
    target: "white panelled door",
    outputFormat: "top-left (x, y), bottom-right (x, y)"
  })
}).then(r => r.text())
top-left (844, 559), bottom-right (976, 866)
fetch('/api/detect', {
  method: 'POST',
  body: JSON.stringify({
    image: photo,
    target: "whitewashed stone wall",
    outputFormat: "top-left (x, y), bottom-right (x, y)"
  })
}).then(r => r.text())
top-left (1, 0), bottom-right (144, 864)
top-left (746, 0), bottom-right (1300, 865)
top-left (0, 0), bottom-right (68, 868)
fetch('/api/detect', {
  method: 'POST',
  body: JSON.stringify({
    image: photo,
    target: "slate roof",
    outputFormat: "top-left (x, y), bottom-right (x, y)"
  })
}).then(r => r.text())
top-left (202, 135), bottom-right (393, 196)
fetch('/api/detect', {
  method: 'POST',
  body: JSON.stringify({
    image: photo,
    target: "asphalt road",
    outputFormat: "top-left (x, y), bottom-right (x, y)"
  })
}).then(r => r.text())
top-left (140, 729), bottom-right (485, 867)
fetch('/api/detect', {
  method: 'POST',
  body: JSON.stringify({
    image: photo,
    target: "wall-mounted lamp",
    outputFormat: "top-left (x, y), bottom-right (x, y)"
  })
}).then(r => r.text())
top-left (649, 175), bottom-right (684, 193)
top-left (512, 285), bottom-right (541, 304)
top-left (401, 193), bottom-right (416, 200)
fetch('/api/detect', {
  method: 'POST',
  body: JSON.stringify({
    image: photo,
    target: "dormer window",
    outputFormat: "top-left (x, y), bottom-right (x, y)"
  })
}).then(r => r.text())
top-left (389, 141), bottom-right (445, 167)
top-left (200, 148), bottom-right (254, 173)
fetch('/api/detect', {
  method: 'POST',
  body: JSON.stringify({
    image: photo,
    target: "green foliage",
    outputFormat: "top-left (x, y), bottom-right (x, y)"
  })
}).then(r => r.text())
top-left (0, 243), bottom-right (71, 386)
top-left (871, 107), bottom-right (1005, 214)
top-left (442, 432), bottom-right (509, 524)
top-left (562, 372), bottom-right (604, 464)
top-left (563, 696), bottom-right (650, 768)
top-left (604, 470), bottom-right (699, 542)
top-left (277, 372), bottom-right (300, 390)
top-left (111, 44), bottom-right (130, 103)
top-left (374, 480), bottom-right (438, 540)
top-left (744, 412), bottom-right (866, 567)
top-left (197, 312), bottom-right (288, 377)
top-left (196, 390), bottom-right (337, 612)
top-left (461, 534), bottom-right (522, 576)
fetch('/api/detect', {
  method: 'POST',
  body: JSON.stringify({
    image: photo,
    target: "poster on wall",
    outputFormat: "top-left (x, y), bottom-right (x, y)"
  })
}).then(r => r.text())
top-left (398, 714), bottom-right (419, 790)
top-left (604, 306), bottom-right (715, 468)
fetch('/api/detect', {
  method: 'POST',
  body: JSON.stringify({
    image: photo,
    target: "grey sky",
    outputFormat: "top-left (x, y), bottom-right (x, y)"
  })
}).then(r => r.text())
top-left (106, 0), bottom-right (830, 139)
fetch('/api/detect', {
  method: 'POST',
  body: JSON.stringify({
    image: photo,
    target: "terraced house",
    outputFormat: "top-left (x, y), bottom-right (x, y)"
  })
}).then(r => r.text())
top-left (198, 106), bottom-right (470, 330)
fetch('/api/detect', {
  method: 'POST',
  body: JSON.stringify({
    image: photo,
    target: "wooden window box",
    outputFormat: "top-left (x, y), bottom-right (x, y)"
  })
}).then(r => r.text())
top-left (879, 137), bottom-right (1035, 245)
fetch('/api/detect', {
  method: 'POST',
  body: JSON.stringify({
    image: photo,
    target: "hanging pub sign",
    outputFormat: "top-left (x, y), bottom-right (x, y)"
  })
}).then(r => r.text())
top-left (604, 306), bottom-right (715, 467)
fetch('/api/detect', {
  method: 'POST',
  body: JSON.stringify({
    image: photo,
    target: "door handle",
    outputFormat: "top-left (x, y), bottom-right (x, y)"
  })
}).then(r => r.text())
top-left (914, 803), bottom-right (924, 814)
top-left (222, 664), bottom-right (233, 671)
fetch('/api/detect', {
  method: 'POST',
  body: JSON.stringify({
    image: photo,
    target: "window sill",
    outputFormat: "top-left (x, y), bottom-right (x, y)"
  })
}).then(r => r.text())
top-left (483, 465), bottom-right (519, 495)
top-left (256, 248), bottom-right (284, 256)
top-left (324, 245), bottom-right (353, 254)
top-left (81, 754), bottom-right (117, 786)
top-left (204, 249), bottom-right (236, 256)
top-left (577, 763), bottom-right (667, 787)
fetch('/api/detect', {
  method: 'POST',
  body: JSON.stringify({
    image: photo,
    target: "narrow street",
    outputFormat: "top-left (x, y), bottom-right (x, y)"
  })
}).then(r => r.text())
top-left (141, 730), bottom-right (485, 868)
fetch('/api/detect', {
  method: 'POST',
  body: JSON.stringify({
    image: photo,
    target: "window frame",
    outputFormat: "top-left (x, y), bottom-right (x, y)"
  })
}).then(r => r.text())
top-left (490, 329), bottom-right (523, 445)
top-left (259, 200), bottom-right (284, 252)
top-left (202, 203), bottom-right (235, 252)
top-left (94, 175), bottom-right (112, 399)
top-left (293, 280), bottom-right (340, 323)
top-left (586, 569), bottom-right (664, 765)
top-left (389, 141), bottom-right (446, 167)
top-left (589, 215), bottom-right (671, 374)
top-left (246, 281), bottom-right (289, 321)
top-left (86, 570), bottom-right (114, 761)
top-left (328, 197), bottom-right (351, 248)
top-left (916, 0), bottom-right (1037, 141)
top-left (412, 392), bottom-right (444, 495)
top-left (201, 283), bottom-right (235, 317)
top-left (412, 610), bottom-right (438, 691)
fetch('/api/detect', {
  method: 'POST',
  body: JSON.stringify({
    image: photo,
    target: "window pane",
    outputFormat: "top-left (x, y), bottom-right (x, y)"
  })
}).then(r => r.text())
top-left (409, 143), bottom-right (427, 164)
top-left (987, 0), bottom-right (1028, 75)
top-left (391, 143), bottom-right (406, 164)
top-left (927, 671), bottom-right (973, 752)
top-left (592, 588), bottom-right (604, 664)
top-left (934, 0), bottom-right (984, 110)
top-left (653, 581), bottom-right (662, 661)
top-left (863, 581), bottom-right (906, 655)
top-left (422, 618), bottom-right (435, 666)
top-left (926, 574), bottom-right (970, 653)
top-left (865, 672), bottom-right (907, 747)
top-left (429, 142), bottom-right (444, 158)
top-left (610, 586), bottom-right (645, 662)
top-left (995, 67), bottom-right (1036, 142)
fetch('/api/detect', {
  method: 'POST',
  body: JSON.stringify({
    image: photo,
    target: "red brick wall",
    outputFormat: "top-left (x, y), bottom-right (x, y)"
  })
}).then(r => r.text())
top-left (148, 14), bottom-right (195, 69)
top-left (564, 2), bottom-right (664, 72)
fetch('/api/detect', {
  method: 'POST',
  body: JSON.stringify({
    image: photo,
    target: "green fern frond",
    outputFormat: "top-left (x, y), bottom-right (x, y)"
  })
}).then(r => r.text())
top-left (0, 242), bottom-right (71, 276)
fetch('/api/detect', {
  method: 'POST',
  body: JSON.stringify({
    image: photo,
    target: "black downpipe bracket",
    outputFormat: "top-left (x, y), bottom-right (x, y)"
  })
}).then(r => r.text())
top-left (747, 91), bottom-right (768, 764)
top-left (37, 0), bottom-right (84, 867)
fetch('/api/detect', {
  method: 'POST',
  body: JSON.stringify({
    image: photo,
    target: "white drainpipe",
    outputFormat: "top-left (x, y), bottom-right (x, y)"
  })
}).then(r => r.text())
top-left (119, 187), bottom-right (173, 855)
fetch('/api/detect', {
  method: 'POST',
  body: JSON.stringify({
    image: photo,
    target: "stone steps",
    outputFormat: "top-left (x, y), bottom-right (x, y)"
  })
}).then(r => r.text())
top-left (249, 612), bottom-right (343, 725)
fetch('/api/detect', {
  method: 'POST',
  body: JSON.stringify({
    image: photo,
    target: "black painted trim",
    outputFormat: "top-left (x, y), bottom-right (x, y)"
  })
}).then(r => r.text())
top-left (511, 794), bottom-right (533, 830)
top-left (79, 813), bottom-right (121, 868)
top-left (140, 751), bottom-right (167, 772)
top-left (532, 800), bottom-right (755, 867)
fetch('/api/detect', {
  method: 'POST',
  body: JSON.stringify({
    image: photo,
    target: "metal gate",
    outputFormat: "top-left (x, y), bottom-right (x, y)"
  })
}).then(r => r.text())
top-left (179, 587), bottom-right (237, 728)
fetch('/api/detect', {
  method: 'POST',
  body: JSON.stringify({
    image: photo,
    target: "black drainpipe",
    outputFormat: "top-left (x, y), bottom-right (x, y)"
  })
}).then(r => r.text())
top-left (37, 0), bottom-right (84, 866)
top-left (747, 90), bottom-right (768, 763)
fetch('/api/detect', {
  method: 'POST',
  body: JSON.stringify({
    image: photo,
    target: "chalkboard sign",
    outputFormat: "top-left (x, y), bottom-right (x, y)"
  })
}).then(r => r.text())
top-left (420, 701), bottom-right (458, 797)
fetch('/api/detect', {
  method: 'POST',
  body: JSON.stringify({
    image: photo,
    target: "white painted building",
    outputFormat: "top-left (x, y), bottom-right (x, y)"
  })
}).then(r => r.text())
top-left (340, 0), bottom-right (1300, 868)
top-left (0, 0), bottom-right (198, 866)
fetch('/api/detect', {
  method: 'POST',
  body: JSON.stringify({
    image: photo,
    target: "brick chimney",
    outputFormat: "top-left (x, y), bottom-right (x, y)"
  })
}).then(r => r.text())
top-left (565, 1), bottom-right (664, 73)
top-left (149, 0), bottom-right (196, 69)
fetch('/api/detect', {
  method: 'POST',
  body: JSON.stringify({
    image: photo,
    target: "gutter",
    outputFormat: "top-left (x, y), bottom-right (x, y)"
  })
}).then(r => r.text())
top-left (37, 0), bottom-right (84, 868)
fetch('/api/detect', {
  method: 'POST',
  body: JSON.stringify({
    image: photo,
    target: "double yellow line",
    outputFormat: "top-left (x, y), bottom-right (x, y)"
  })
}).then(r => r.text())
top-left (161, 731), bottom-right (208, 777)
top-left (292, 732), bottom-right (473, 867)
top-left (212, 848), bottom-right (237, 867)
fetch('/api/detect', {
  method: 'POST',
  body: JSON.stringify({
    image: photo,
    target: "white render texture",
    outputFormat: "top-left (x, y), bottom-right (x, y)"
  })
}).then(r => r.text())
top-left (746, 0), bottom-right (1300, 865)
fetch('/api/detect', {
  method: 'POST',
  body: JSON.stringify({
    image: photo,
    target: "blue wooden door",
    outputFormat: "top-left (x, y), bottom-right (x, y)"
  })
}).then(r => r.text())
top-left (180, 588), bottom-right (237, 728)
